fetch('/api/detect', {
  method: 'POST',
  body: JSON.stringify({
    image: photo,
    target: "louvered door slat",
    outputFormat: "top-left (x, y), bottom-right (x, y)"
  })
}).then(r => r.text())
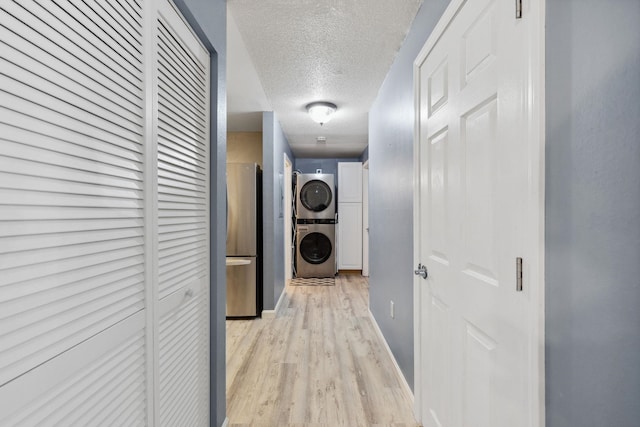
top-left (0, 228), bottom-right (143, 254)
top-left (0, 144), bottom-right (143, 184)
top-left (0, 114), bottom-right (143, 160)
top-left (157, 28), bottom-right (206, 100)
top-left (158, 107), bottom-right (206, 149)
top-left (156, 57), bottom-right (205, 119)
top-left (0, 122), bottom-right (143, 165)
top-left (157, 26), bottom-right (205, 89)
top-left (159, 185), bottom-right (206, 200)
top-left (0, 244), bottom-right (143, 287)
top-left (156, 70), bottom-right (203, 119)
top-left (157, 98), bottom-right (205, 141)
top-left (159, 214), bottom-right (206, 226)
top-left (0, 188), bottom-right (143, 209)
top-left (0, 205), bottom-right (143, 221)
top-left (157, 143), bottom-right (206, 175)
top-left (65, 0), bottom-right (143, 58)
top-left (0, 34), bottom-right (139, 118)
top-left (158, 133), bottom-right (206, 164)
top-left (158, 221), bottom-right (206, 235)
top-left (108, 0), bottom-right (142, 29)
top-left (0, 217), bottom-right (144, 237)
top-left (158, 240), bottom-right (206, 261)
top-left (158, 157), bottom-right (206, 185)
top-left (156, 58), bottom-right (205, 116)
top-left (157, 76), bottom-right (206, 130)
top-left (1, 330), bottom-right (146, 426)
top-left (22, 0), bottom-right (142, 88)
top-left (158, 182), bottom-right (206, 198)
top-left (100, 0), bottom-right (143, 39)
top-left (158, 163), bottom-right (205, 184)
top-left (1, 237), bottom-right (143, 270)
top-left (28, 0), bottom-right (143, 86)
top-left (1, 57), bottom-right (142, 132)
top-left (0, 135), bottom-right (143, 176)
top-left (0, 271), bottom-right (144, 321)
top-left (158, 261), bottom-right (205, 288)
top-left (157, 129), bottom-right (206, 165)
top-left (159, 246), bottom-right (206, 271)
top-left (159, 194), bottom-right (206, 207)
top-left (1, 4), bottom-right (142, 104)
top-left (0, 173), bottom-right (143, 201)
top-left (1, 99), bottom-right (142, 154)
top-left (2, 85), bottom-right (143, 144)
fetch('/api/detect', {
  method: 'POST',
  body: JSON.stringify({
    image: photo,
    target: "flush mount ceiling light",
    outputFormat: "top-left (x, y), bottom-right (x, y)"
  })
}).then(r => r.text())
top-left (306, 102), bottom-right (337, 125)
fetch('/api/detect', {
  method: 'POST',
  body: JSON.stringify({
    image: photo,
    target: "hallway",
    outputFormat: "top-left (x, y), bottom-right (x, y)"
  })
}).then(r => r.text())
top-left (226, 275), bottom-right (419, 426)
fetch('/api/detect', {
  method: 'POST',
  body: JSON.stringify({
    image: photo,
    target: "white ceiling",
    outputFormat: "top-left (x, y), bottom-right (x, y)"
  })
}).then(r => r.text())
top-left (226, 0), bottom-right (423, 159)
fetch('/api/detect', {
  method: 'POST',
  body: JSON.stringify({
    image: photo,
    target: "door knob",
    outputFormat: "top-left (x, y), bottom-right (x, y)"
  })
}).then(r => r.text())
top-left (414, 263), bottom-right (428, 279)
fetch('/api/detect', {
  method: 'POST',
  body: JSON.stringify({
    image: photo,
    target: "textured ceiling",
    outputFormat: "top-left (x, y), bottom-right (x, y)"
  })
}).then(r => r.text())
top-left (227, 0), bottom-right (423, 158)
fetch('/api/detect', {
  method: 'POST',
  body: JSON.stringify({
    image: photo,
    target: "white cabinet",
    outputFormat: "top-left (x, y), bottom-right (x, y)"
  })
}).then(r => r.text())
top-left (337, 162), bottom-right (363, 270)
top-left (338, 162), bottom-right (363, 203)
top-left (338, 202), bottom-right (363, 269)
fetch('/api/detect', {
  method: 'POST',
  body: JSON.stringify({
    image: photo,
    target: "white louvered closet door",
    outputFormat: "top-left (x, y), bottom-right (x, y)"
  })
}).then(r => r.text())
top-left (155, 1), bottom-right (210, 426)
top-left (0, 0), bottom-right (210, 425)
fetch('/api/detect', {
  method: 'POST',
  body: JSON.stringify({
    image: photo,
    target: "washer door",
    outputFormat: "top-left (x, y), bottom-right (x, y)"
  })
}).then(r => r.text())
top-left (299, 232), bottom-right (332, 264)
top-left (300, 180), bottom-right (332, 213)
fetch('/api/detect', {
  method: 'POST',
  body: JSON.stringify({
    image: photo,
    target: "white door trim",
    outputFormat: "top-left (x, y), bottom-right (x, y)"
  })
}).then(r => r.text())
top-left (284, 153), bottom-right (293, 284)
top-left (362, 160), bottom-right (370, 277)
top-left (412, 0), bottom-right (545, 425)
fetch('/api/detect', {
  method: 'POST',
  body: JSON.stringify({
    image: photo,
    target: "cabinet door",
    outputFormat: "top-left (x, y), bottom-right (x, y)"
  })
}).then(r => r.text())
top-left (338, 162), bottom-right (362, 203)
top-left (338, 202), bottom-right (363, 269)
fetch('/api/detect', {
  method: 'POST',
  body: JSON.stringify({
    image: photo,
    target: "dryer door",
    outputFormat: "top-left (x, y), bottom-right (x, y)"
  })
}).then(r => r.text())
top-left (299, 180), bottom-right (332, 214)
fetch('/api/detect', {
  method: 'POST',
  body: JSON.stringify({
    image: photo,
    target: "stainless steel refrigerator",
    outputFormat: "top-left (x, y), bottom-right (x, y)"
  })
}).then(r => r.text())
top-left (226, 163), bottom-right (262, 317)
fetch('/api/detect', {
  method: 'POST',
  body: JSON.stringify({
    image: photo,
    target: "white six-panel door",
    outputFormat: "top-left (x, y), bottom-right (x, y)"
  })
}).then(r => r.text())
top-left (0, 1), bottom-right (210, 425)
top-left (414, 0), bottom-right (543, 426)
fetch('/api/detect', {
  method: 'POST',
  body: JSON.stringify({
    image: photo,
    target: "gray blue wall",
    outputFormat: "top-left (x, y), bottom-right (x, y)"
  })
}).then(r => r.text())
top-left (369, 0), bottom-right (640, 424)
top-left (263, 112), bottom-right (294, 310)
top-left (359, 146), bottom-right (368, 163)
top-left (545, 1), bottom-right (640, 425)
top-left (295, 157), bottom-right (360, 176)
top-left (172, 1), bottom-right (227, 425)
top-left (368, 0), bottom-right (451, 390)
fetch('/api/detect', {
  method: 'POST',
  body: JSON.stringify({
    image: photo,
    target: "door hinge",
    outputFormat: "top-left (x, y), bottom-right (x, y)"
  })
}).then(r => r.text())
top-left (515, 0), bottom-right (523, 19)
top-left (516, 257), bottom-right (523, 292)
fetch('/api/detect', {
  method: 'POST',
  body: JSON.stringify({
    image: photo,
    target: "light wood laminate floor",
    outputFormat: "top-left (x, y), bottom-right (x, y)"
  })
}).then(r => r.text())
top-left (226, 275), bottom-right (420, 427)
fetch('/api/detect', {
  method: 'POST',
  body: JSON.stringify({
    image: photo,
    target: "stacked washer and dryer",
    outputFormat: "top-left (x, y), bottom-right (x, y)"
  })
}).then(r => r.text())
top-left (295, 174), bottom-right (336, 278)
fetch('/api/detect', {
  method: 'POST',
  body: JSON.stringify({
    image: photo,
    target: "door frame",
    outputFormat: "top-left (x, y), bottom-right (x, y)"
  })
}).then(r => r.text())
top-left (284, 153), bottom-right (293, 284)
top-left (362, 160), bottom-right (370, 276)
top-left (412, 0), bottom-right (546, 425)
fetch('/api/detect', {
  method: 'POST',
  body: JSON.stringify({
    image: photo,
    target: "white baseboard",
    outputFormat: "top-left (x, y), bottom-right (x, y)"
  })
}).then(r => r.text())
top-left (220, 417), bottom-right (229, 427)
top-left (261, 284), bottom-right (286, 319)
top-left (368, 308), bottom-right (414, 404)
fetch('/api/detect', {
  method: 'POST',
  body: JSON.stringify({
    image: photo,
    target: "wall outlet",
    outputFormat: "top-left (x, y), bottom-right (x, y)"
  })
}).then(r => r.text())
top-left (390, 300), bottom-right (395, 319)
